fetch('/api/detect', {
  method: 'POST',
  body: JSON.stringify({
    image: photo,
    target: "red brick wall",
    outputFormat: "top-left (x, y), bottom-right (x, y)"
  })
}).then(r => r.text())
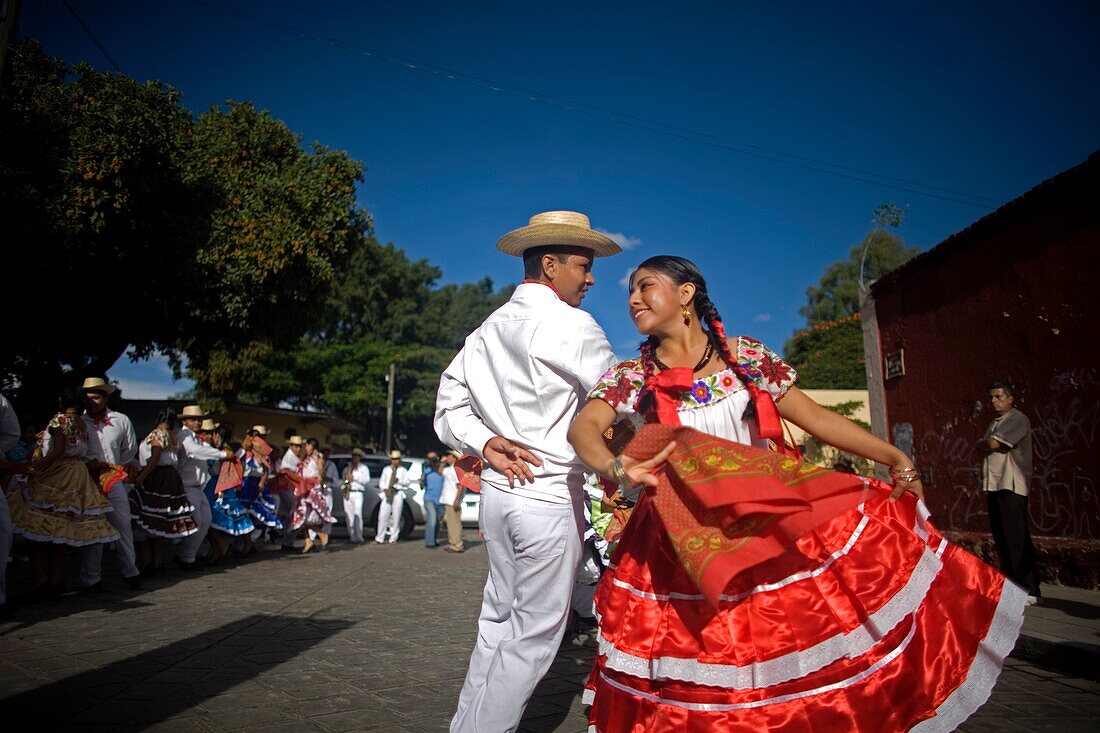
top-left (871, 157), bottom-right (1099, 570)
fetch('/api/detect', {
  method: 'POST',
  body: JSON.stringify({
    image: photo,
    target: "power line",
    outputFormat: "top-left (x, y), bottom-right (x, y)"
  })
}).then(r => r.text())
top-left (182, 0), bottom-right (1000, 210)
top-left (61, 0), bottom-right (121, 72)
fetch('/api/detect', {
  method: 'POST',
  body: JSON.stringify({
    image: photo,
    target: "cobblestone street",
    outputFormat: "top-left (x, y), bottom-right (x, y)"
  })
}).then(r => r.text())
top-left (1, 527), bottom-right (1098, 732)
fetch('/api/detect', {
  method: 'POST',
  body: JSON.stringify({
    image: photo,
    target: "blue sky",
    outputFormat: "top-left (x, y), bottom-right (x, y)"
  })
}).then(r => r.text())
top-left (22, 1), bottom-right (1099, 398)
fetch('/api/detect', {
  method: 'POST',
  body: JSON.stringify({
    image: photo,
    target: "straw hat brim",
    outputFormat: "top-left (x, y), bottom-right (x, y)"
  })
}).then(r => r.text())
top-left (82, 381), bottom-right (117, 395)
top-left (496, 223), bottom-right (621, 257)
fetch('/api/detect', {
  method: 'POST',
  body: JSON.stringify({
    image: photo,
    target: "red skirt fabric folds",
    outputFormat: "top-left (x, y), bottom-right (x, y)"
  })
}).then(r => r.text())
top-left (585, 425), bottom-right (1025, 733)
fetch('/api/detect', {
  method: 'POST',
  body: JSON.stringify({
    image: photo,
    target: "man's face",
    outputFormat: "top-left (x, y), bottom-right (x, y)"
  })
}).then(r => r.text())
top-left (990, 388), bottom-right (1014, 416)
top-left (84, 391), bottom-right (108, 415)
top-left (182, 417), bottom-right (201, 432)
top-left (291, 444), bottom-right (303, 456)
top-left (547, 252), bottom-right (595, 307)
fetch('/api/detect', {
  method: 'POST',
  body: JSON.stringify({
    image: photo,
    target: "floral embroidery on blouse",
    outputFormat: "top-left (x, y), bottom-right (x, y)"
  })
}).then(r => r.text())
top-left (588, 336), bottom-right (797, 415)
top-left (47, 413), bottom-right (86, 446)
top-left (144, 427), bottom-right (176, 451)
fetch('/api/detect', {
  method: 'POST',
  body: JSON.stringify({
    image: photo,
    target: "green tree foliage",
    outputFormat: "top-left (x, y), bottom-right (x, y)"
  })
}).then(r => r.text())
top-left (798, 230), bottom-right (919, 324)
top-left (2, 40), bottom-right (197, 407)
top-left (244, 237), bottom-right (513, 451)
top-left (783, 213), bottom-right (919, 389)
top-left (180, 101), bottom-right (370, 406)
top-left (1, 40), bottom-right (367, 416)
top-left (784, 315), bottom-right (867, 389)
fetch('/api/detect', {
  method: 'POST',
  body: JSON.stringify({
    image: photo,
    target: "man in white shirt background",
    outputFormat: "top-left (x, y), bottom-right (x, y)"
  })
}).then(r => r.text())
top-left (80, 378), bottom-right (142, 591)
top-left (342, 447), bottom-right (371, 544)
top-left (277, 435), bottom-right (304, 552)
top-left (376, 450), bottom-right (411, 544)
top-left (434, 210), bottom-right (620, 732)
top-left (438, 450), bottom-right (466, 554)
top-left (176, 405), bottom-right (232, 569)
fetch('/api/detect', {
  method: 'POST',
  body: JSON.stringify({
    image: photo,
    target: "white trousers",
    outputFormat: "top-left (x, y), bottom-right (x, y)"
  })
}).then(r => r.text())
top-left (180, 485), bottom-right (212, 562)
top-left (0, 489), bottom-right (11, 604)
top-left (80, 483), bottom-right (140, 585)
top-left (375, 491), bottom-right (405, 543)
top-left (344, 491), bottom-right (365, 542)
top-left (450, 485), bottom-right (583, 733)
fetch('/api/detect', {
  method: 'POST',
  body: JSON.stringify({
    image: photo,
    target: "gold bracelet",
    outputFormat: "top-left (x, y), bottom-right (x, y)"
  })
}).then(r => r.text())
top-left (889, 465), bottom-right (921, 482)
top-left (611, 456), bottom-right (630, 488)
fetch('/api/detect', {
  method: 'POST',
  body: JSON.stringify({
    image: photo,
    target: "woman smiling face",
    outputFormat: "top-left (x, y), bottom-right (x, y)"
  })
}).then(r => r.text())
top-left (627, 267), bottom-right (696, 336)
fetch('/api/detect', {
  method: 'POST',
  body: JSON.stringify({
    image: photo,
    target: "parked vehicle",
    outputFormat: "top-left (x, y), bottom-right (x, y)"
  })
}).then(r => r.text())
top-left (325, 453), bottom-right (426, 540)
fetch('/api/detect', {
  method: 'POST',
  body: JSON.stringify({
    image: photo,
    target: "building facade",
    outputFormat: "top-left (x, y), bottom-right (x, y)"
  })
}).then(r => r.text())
top-left (861, 152), bottom-right (1099, 587)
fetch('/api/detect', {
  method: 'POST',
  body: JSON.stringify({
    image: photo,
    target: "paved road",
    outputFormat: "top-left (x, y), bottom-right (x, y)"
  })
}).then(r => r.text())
top-left (1, 527), bottom-right (1097, 732)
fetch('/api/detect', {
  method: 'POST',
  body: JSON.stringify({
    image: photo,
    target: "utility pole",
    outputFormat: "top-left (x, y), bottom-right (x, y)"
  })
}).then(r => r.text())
top-left (0, 0), bottom-right (22, 89)
top-left (384, 362), bottom-right (396, 452)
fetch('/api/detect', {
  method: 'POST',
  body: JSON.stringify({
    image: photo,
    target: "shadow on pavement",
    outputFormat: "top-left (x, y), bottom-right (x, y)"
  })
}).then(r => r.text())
top-left (1040, 595), bottom-right (1100, 620)
top-left (0, 613), bottom-right (353, 729)
top-left (519, 635), bottom-right (596, 732)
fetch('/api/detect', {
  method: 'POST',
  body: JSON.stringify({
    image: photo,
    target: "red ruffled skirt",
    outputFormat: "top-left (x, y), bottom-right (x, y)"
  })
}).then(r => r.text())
top-left (585, 485), bottom-right (1025, 732)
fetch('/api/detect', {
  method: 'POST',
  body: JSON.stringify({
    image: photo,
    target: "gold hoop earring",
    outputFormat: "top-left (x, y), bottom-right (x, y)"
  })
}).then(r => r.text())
top-left (682, 308), bottom-right (692, 326)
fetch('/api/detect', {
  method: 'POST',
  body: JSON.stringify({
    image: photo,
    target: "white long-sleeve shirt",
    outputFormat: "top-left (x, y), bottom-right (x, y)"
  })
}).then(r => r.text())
top-left (177, 426), bottom-right (225, 487)
top-left (434, 282), bottom-right (615, 504)
top-left (344, 462), bottom-right (371, 491)
top-left (378, 465), bottom-right (410, 495)
top-left (139, 430), bottom-right (180, 468)
top-left (83, 410), bottom-right (138, 466)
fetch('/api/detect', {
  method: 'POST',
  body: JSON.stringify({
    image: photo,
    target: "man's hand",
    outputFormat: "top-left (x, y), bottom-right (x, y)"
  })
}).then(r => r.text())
top-left (483, 436), bottom-right (541, 488)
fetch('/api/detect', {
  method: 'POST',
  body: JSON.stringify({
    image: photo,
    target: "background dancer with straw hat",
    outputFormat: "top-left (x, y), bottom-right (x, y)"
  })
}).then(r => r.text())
top-left (176, 406), bottom-right (232, 570)
top-left (79, 377), bottom-right (142, 592)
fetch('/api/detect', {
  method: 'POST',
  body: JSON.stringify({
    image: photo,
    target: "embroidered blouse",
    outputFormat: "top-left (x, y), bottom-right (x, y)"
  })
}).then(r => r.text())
top-left (587, 336), bottom-right (797, 448)
top-left (40, 413), bottom-right (91, 459)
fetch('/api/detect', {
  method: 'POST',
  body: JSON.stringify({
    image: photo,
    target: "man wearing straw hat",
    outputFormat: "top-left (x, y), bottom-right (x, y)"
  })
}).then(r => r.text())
top-left (80, 377), bottom-right (142, 591)
top-left (176, 405), bottom-right (233, 569)
top-left (276, 435), bottom-right (305, 552)
top-left (435, 210), bottom-right (619, 732)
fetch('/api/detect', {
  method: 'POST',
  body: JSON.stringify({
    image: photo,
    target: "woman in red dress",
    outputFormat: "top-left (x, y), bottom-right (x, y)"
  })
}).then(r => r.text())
top-left (568, 256), bottom-right (1024, 732)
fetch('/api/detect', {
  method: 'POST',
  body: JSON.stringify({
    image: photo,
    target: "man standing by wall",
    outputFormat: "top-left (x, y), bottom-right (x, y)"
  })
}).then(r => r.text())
top-left (81, 378), bottom-right (142, 591)
top-left (435, 210), bottom-right (620, 732)
top-left (978, 381), bottom-right (1041, 605)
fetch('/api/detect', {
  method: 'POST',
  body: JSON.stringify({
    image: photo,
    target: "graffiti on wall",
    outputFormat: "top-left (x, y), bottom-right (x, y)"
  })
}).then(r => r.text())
top-left (922, 367), bottom-right (1099, 540)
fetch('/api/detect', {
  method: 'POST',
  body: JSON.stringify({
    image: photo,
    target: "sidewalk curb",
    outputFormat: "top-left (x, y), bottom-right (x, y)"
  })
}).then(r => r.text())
top-left (1012, 630), bottom-right (1100, 680)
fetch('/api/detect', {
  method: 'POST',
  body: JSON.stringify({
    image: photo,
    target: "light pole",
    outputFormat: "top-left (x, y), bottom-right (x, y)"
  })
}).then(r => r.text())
top-left (384, 362), bottom-right (396, 452)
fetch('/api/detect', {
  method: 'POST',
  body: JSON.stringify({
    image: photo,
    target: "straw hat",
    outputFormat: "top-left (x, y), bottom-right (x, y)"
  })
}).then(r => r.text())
top-left (351, 447), bottom-right (367, 458)
top-left (199, 419), bottom-right (217, 432)
top-left (496, 211), bottom-right (621, 258)
top-left (180, 405), bottom-right (206, 420)
top-left (250, 424), bottom-right (268, 436)
top-left (389, 450), bottom-right (401, 459)
top-left (448, 449), bottom-right (463, 459)
top-left (288, 435), bottom-right (304, 446)
top-left (82, 377), bottom-right (117, 395)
